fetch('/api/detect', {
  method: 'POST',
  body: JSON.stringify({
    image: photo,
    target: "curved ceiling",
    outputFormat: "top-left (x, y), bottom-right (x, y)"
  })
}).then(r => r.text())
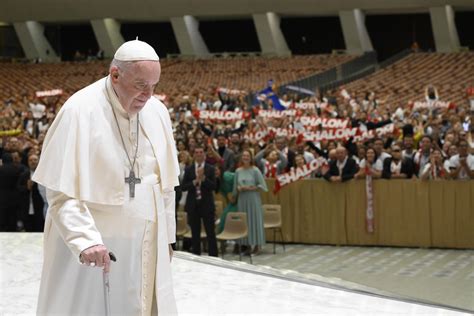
top-left (1, 0), bottom-right (473, 23)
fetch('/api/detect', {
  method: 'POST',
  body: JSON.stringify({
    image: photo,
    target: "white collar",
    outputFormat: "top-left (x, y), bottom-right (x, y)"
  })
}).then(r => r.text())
top-left (337, 157), bottom-right (348, 167)
top-left (391, 159), bottom-right (401, 165)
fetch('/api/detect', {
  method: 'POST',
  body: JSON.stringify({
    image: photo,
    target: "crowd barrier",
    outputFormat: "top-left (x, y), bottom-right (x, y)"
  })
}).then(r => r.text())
top-left (257, 179), bottom-right (473, 249)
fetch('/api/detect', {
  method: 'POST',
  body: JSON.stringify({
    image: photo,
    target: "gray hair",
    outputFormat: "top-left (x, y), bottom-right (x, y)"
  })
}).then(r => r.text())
top-left (109, 59), bottom-right (134, 73)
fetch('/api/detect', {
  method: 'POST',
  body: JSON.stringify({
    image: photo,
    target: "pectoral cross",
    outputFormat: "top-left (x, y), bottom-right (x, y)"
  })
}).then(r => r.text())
top-left (125, 170), bottom-right (141, 198)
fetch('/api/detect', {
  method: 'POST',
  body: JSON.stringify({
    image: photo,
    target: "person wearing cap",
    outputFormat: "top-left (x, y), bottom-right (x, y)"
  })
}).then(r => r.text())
top-left (33, 40), bottom-right (180, 315)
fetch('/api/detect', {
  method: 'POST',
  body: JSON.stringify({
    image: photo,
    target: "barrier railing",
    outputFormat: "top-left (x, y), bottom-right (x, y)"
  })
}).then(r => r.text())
top-left (280, 51), bottom-right (378, 95)
top-left (257, 179), bottom-right (474, 249)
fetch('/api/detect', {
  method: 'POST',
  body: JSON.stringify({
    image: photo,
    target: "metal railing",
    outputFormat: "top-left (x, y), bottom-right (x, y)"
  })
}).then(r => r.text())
top-left (279, 51), bottom-right (378, 96)
top-left (320, 49), bottom-right (416, 93)
top-left (279, 49), bottom-right (421, 96)
top-left (377, 48), bottom-right (412, 69)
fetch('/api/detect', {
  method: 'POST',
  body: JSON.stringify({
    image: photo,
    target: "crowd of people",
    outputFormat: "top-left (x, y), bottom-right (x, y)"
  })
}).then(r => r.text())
top-left (171, 84), bottom-right (473, 182)
top-left (1, 60), bottom-right (473, 258)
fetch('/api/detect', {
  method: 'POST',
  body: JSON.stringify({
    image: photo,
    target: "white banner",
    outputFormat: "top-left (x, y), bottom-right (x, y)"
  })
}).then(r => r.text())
top-left (257, 109), bottom-right (299, 118)
top-left (217, 87), bottom-right (246, 95)
top-left (35, 89), bottom-right (63, 97)
top-left (299, 117), bottom-right (350, 129)
top-left (294, 102), bottom-right (316, 110)
top-left (244, 124), bottom-right (395, 143)
top-left (196, 110), bottom-right (247, 121)
top-left (274, 158), bottom-right (326, 193)
top-left (411, 100), bottom-right (452, 110)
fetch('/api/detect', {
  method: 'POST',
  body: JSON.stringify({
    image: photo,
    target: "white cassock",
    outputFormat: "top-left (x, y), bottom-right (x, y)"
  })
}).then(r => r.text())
top-left (33, 75), bottom-right (180, 315)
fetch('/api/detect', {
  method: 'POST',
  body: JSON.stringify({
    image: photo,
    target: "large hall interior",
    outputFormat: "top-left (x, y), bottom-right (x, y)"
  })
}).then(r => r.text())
top-left (0, 1), bottom-right (473, 315)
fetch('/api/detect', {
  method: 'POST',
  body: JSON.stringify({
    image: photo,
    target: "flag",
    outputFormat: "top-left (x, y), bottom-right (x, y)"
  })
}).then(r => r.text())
top-left (255, 80), bottom-right (286, 111)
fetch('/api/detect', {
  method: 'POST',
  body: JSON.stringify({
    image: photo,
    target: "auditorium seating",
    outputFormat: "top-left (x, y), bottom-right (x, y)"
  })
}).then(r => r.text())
top-left (0, 54), bottom-right (355, 105)
top-left (342, 52), bottom-right (474, 107)
top-left (157, 54), bottom-right (355, 96)
top-left (2, 52), bottom-right (471, 110)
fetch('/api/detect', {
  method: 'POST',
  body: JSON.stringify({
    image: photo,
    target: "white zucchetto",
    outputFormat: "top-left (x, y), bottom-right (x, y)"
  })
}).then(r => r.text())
top-left (114, 39), bottom-right (159, 62)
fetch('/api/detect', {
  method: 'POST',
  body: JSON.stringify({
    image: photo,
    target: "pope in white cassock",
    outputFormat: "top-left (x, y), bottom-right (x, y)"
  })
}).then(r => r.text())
top-left (33, 40), bottom-right (180, 315)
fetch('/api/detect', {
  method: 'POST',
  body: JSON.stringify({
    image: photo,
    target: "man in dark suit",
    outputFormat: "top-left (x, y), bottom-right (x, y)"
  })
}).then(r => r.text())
top-left (323, 146), bottom-right (359, 182)
top-left (382, 144), bottom-right (415, 179)
top-left (0, 152), bottom-right (24, 231)
top-left (181, 146), bottom-right (218, 257)
top-left (217, 133), bottom-right (235, 172)
top-left (18, 154), bottom-right (45, 232)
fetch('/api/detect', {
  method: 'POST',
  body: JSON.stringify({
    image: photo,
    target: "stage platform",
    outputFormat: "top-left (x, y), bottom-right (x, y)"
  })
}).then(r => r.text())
top-left (0, 233), bottom-right (471, 315)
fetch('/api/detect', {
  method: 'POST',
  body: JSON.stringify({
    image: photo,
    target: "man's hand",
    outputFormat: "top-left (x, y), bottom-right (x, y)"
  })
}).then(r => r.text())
top-left (330, 176), bottom-right (342, 182)
top-left (196, 167), bottom-right (205, 181)
top-left (169, 244), bottom-right (173, 262)
top-left (80, 244), bottom-right (111, 273)
top-left (27, 179), bottom-right (33, 191)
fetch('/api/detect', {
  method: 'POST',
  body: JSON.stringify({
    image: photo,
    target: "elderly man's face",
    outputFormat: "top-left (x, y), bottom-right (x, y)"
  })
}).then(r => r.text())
top-left (111, 61), bottom-right (161, 115)
top-left (336, 148), bottom-right (346, 162)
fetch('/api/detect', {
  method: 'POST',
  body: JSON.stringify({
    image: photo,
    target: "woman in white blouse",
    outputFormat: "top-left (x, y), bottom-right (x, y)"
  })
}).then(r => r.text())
top-left (355, 147), bottom-right (382, 179)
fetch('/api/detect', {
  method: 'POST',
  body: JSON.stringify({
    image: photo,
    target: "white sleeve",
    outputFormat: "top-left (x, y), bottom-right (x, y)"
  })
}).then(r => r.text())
top-left (162, 188), bottom-right (176, 244)
top-left (421, 163), bottom-right (431, 178)
top-left (443, 160), bottom-right (451, 172)
top-left (468, 156), bottom-right (474, 171)
top-left (46, 189), bottom-right (103, 261)
top-left (375, 160), bottom-right (383, 171)
top-left (448, 156), bottom-right (458, 169)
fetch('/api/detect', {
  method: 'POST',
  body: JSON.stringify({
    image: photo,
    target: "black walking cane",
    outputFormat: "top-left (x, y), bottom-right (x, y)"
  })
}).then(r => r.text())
top-left (104, 252), bottom-right (117, 316)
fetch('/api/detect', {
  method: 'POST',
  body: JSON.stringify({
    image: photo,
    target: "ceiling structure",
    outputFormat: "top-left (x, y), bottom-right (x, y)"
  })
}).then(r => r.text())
top-left (0, 0), bottom-right (473, 23)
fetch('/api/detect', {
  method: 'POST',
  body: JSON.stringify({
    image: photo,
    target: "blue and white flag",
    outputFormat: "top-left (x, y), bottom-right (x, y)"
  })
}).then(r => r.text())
top-left (255, 80), bottom-right (286, 111)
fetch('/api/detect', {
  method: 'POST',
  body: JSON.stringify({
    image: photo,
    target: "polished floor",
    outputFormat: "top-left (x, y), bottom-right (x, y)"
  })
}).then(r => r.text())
top-left (213, 242), bottom-right (474, 312)
top-left (0, 233), bottom-right (471, 315)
